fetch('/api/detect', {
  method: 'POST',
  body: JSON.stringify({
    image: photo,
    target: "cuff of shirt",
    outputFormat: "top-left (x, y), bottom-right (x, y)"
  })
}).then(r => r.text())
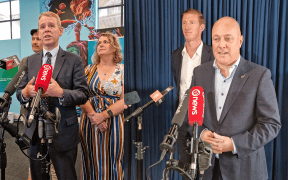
top-left (231, 137), bottom-right (237, 154)
top-left (21, 93), bottom-right (30, 104)
top-left (58, 95), bottom-right (64, 105)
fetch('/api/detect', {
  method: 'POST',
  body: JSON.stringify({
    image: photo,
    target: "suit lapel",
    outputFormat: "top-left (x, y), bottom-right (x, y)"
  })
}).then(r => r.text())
top-left (176, 46), bottom-right (184, 89)
top-left (201, 43), bottom-right (213, 64)
top-left (218, 57), bottom-right (250, 124)
top-left (52, 47), bottom-right (66, 79)
top-left (33, 52), bottom-right (43, 78)
top-left (205, 63), bottom-right (218, 124)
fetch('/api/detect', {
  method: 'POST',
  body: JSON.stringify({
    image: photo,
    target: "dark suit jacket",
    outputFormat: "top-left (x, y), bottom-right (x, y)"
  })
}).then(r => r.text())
top-left (184, 57), bottom-right (281, 180)
top-left (16, 47), bottom-right (89, 152)
top-left (171, 43), bottom-right (214, 163)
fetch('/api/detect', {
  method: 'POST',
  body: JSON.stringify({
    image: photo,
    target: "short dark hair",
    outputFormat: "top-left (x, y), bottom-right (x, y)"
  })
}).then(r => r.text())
top-left (30, 29), bottom-right (38, 36)
top-left (181, 9), bottom-right (205, 25)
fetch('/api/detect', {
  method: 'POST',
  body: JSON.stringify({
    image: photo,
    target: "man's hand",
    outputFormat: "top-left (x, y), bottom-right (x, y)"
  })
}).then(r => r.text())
top-left (211, 132), bottom-right (234, 153)
top-left (201, 130), bottom-right (224, 154)
top-left (44, 78), bottom-right (64, 98)
top-left (22, 77), bottom-right (36, 99)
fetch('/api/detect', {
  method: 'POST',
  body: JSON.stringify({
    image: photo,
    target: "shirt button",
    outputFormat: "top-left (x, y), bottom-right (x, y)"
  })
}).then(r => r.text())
top-left (219, 107), bottom-right (221, 109)
top-left (221, 93), bottom-right (224, 96)
top-left (224, 80), bottom-right (226, 83)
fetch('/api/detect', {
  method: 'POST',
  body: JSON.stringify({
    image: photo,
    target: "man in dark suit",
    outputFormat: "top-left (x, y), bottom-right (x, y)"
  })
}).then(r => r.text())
top-left (171, 9), bottom-right (214, 163)
top-left (16, 12), bottom-right (88, 180)
top-left (189, 17), bottom-right (281, 179)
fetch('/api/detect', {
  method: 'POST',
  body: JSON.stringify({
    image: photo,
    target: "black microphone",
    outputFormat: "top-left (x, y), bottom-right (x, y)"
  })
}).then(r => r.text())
top-left (0, 65), bottom-right (28, 137)
top-left (160, 88), bottom-right (191, 154)
top-left (0, 65), bottom-right (28, 109)
top-left (124, 86), bottom-right (173, 122)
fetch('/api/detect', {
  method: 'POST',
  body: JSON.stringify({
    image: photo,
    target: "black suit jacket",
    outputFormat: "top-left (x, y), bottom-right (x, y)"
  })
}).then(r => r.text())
top-left (16, 47), bottom-right (89, 152)
top-left (171, 43), bottom-right (214, 109)
top-left (171, 43), bottom-right (214, 163)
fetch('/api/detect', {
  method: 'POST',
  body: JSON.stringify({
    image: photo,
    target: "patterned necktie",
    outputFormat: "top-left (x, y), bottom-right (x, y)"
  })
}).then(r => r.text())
top-left (41, 52), bottom-right (52, 112)
top-left (45, 52), bottom-right (52, 65)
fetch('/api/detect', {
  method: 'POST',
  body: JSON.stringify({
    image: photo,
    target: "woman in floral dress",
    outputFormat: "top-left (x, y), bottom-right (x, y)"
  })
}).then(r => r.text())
top-left (79, 32), bottom-right (124, 180)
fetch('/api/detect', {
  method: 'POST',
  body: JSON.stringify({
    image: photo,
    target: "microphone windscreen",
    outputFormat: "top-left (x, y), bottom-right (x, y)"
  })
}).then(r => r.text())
top-left (4, 64), bottom-right (28, 95)
top-left (35, 64), bottom-right (53, 92)
top-left (171, 89), bottom-right (191, 126)
top-left (188, 86), bottom-right (204, 126)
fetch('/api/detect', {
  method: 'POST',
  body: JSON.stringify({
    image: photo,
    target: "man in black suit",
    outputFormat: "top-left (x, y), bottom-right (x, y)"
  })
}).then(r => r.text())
top-left (16, 12), bottom-right (88, 180)
top-left (171, 9), bottom-right (214, 164)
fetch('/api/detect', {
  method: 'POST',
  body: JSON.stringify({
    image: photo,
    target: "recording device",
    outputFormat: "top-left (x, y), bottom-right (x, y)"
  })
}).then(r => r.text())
top-left (124, 91), bottom-right (140, 106)
top-left (159, 88), bottom-right (191, 153)
top-left (124, 86), bottom-right (173, 122)
top-left (27, 64), bottom-right (53, 127)
top-left (0, 55), bottom-right (20, 70)
top-left (188, 86), bottom-right (204, 179)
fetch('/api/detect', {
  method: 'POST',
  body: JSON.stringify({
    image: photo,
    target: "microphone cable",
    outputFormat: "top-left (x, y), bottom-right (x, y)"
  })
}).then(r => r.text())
top-left (146, 150), bottom-right (167, 180)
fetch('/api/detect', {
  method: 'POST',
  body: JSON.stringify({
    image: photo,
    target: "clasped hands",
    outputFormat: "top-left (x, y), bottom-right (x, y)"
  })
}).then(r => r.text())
top-left (87, 112), bottom-right (108, 133)
top-left (22, 77), bottom-right (64, 99)
top-left (200, 130), bottom-right (234, 154)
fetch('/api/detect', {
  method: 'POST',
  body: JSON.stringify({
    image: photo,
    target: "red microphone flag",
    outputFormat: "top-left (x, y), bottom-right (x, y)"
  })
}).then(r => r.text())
top-left (34, 64), bottom-right (53, 92)
top-left (188, 86), bottom-right (204, 126)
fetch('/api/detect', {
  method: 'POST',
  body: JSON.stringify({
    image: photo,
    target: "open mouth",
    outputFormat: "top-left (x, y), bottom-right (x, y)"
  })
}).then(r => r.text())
top-left (218, 52), bottom-right (228, 55)
top-left (44, 35), bottom-right (51, 39)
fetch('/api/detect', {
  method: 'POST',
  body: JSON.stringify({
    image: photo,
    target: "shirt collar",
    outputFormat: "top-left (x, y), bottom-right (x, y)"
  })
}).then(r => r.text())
top-left (213, 55), bottom-right (241, 70)
top-left (213, 55), bottom-right (241, 78)
top-left (43, 45), bottom-right (59, 58)
top-left (182, 41), bottom-right (203, 57)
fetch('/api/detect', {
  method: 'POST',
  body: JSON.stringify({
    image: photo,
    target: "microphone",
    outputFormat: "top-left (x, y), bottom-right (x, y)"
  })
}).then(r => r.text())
top-left (0, 65), bottom-right (28, 109)
top-left (188, 86), bottom-right (204, 179)
top-left (124, 91), bottom-right (140, 106)
top-left (160, 88), bottom-right (191, 154)
top-left (124, 86), bottom-right (173, 122)
top-left (27, 64), bottom-right (53, 127)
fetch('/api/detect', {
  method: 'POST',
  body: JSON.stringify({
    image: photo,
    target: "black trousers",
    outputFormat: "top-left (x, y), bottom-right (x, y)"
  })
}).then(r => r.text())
top-left (28, 141), bottom-right (78, 180)
top-left (212, 158), bottom-right (223, 180)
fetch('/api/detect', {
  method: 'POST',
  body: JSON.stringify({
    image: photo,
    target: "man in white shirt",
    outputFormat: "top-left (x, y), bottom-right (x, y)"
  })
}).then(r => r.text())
top-left (171, 8), bottom-right (214, 165)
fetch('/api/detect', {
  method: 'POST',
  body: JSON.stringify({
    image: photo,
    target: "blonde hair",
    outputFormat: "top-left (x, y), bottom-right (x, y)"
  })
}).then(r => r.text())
top-left (38, 11), bottom-right (62, 29)
top-left (181, 9), bottom-right (205, 25)
top-left (92, 32), bottom-right (123, 64)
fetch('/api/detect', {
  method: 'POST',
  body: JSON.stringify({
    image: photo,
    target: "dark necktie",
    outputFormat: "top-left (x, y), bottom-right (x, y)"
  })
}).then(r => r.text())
top-left (41, 52), bottom-right (52, 112)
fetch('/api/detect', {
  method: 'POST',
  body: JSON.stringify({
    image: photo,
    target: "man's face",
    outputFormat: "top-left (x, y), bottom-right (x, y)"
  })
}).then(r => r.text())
top-left (212, 20), bottom-right (243, 68)
top-left (182, 13), bottom-right (204, 42)
top-left (31, 32), bottom-right (43, 53)
top-left (38, 16), bottom-right (63, 50)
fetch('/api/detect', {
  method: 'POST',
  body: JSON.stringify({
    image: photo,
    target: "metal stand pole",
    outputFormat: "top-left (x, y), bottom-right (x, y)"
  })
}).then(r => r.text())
top-left (133, 113), bottom-right (148, 180)
top-left (0, 129), bottom-right (6, 180)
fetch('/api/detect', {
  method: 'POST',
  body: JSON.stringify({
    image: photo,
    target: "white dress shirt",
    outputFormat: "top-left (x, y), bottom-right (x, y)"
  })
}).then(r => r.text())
top-left (179, 41), bottom-right (203, 103)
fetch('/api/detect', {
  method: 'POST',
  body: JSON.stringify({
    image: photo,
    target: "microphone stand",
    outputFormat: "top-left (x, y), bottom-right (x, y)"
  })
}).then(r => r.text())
top-left (132, 113), bottom-right (148, 180)
top-left (0, 96), bottom-right (12, 180)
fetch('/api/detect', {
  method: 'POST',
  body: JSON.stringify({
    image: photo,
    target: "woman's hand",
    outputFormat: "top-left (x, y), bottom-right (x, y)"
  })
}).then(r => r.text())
top-left (98, 122), bottom-right (108, 132)
top-left (87, 112), bottom-right (106, 126)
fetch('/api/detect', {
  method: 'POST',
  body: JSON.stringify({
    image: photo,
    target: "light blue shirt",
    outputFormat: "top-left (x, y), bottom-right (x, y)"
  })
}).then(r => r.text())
top-left (42, 45), bottom-right (59, 70)
top-left (213, 56), bottom-right (241, 157)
